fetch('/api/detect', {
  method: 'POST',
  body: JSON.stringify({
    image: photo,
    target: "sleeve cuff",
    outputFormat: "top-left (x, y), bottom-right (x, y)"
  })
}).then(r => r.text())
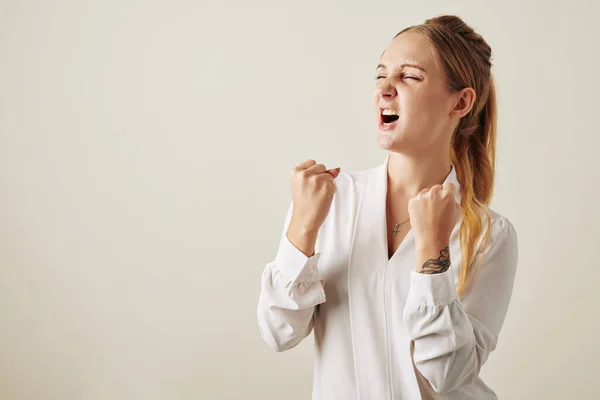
top-left (406, 269), bottom-right (457, 307)
top-left (274, 235), bottom-right (321, 284)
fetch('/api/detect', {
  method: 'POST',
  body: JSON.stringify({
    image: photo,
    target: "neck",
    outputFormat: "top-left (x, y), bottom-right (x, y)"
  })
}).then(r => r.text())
top-left (386, 150), bottom-right (452, 199)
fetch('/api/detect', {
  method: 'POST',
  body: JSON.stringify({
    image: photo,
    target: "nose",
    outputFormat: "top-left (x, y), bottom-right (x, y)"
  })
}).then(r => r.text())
top-left (377, 79), bottom-right (397, 98)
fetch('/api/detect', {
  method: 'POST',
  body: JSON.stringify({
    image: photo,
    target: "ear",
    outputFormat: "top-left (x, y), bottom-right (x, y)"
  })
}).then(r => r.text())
top-left (450, 87), bottom-right (476, 118)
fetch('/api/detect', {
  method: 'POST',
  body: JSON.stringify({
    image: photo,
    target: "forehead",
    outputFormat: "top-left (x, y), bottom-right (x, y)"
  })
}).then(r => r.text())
top-left (379, 31), bottom-right (439, 71)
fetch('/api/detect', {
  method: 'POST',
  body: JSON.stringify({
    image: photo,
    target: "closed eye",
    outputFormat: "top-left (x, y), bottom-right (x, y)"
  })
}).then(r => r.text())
top-left (374, 75), bottom-right (421, 81)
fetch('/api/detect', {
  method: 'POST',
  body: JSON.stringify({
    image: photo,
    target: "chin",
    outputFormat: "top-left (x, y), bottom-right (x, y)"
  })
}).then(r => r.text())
top-left (376, 128), bottom-right (401, 148)
top-left (376, 132), bottom-right (394, 149)
top-left (377, 129), bottom-right (415, 153)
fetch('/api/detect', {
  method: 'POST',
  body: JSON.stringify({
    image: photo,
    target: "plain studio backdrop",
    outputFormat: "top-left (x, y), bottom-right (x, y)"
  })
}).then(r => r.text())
top-left (1, 0), bottom-right (598, 399)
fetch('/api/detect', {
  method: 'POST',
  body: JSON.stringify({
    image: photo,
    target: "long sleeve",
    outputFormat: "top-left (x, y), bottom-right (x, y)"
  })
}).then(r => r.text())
top-left (403, 216), bottom-right (519, 394)
top-left (257, 203), bottom-right (326, 352)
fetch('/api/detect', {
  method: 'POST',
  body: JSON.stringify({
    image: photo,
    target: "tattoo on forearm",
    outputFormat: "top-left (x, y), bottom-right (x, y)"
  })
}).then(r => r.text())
top-left (420, 247), bottom-right (451, 274)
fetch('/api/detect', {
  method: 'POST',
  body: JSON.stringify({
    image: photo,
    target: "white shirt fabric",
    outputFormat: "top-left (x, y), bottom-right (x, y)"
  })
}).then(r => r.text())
top-left (257, 156), bottom-right (519, 400)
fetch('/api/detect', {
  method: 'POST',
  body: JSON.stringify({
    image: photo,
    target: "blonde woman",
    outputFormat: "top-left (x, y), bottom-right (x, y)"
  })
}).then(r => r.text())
top-left (257, 15), bottom-right (518, 400)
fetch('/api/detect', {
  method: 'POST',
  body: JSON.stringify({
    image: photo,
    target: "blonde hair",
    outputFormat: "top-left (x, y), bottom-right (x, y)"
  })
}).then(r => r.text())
top-left (397, 15), bottom-right (496, 296)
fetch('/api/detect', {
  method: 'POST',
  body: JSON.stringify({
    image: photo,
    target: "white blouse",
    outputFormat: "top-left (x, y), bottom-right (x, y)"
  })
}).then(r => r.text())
top-left (257, 156), bottom-right (519, 400)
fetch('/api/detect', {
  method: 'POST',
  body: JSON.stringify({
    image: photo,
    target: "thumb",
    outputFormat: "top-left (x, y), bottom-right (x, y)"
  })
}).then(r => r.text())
top-left (444, 182), bottom-right (460, 203)
top-left (326, 167), bottom-right (341, 178)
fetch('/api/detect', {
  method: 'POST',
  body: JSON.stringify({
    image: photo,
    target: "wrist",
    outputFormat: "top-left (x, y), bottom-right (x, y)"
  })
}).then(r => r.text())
top-left (415, 235), bottom-right (450, 254)
top-left (415, 240), bottom-right (451, 274)
top-left (286, 217), bottom-right (319, 258)
top-left (289, 215), bottom-right (320, 236)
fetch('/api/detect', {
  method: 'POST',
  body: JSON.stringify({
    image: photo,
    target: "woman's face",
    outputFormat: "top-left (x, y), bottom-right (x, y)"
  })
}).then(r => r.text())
top-left (373, 31), bottom-right (461, 154)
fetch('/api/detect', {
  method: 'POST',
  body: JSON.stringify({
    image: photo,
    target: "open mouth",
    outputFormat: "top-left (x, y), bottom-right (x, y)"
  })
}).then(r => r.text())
top-left (381, 108), bottom-right (399, 124)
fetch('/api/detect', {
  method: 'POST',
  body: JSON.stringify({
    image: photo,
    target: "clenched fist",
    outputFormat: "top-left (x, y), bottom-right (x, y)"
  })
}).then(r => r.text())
top-left (286, 159), bottom-right (340, 257)
top-left (408, 182), bottom-right (461, 252)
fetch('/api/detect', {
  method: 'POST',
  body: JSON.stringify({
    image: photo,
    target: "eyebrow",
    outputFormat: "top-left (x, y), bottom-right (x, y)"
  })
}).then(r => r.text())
top-left (376, 63), bottom-right (427, 73)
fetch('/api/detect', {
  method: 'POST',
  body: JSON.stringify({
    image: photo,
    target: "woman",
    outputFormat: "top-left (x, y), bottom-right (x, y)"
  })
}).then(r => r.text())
top-left (257, 15), bottom-right (518, 400)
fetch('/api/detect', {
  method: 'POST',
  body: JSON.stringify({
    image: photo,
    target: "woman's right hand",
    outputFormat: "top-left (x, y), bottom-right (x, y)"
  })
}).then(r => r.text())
top-left (286, 159), bottom-right (340, 257)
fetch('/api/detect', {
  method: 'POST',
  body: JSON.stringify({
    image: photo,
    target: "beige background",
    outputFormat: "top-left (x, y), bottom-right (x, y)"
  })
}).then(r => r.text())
top-left (0, 0), bottom-right (598, 399)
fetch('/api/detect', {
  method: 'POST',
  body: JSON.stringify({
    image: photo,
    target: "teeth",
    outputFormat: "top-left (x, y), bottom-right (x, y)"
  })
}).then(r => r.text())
top-left (382, 109), bottom-right (398, 116)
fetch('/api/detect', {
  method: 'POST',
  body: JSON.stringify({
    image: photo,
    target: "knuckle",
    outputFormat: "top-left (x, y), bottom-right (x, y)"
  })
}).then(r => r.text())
top-left (301, 159), bottom-right (316, 168)
top-left (296, 159), bottom-right (316, 171)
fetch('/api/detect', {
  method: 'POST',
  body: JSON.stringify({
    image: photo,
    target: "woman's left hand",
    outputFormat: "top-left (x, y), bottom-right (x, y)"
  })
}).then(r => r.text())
top-left (408, 183), bottom-right (461, 253)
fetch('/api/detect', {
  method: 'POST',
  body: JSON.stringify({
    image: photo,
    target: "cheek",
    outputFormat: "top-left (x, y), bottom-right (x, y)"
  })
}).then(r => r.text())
top-left (426, 88), bottom-right (454, 113)
top-left (399, 94), bottom-right (441, 133)
top-left (400, 93), bottom-right (427, 120)
top-left (406, 91), bottom-right (445, 118)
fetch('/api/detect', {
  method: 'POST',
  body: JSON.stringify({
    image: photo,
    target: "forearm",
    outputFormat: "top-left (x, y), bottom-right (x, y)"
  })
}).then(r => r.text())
top-left (257, 226), bottom-right (325, 352)
top-left (404, 253), bottom-right (483, 393)
top-left (258, 263), bottom-right (324, 352)
top-left (405, 299), bottom-right (485, 393)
